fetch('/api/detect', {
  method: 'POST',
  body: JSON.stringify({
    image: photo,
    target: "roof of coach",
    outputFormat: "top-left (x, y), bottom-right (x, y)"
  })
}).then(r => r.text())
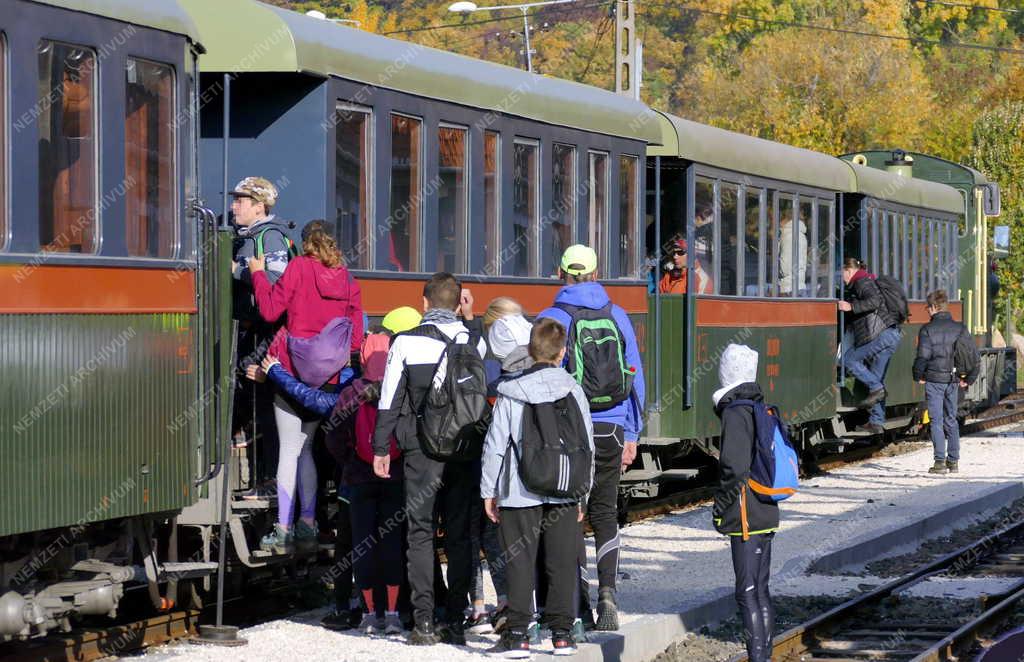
top-left (32, 0), bottom-right (202, 44)
top-left (177, 0), bottom-right (662, 144)
top-left (848, 162), bottom-right (965, 215)
top-left (648, 111), bottom-right (855, 192)
top-left (841, 151), bottom-right (990, 189)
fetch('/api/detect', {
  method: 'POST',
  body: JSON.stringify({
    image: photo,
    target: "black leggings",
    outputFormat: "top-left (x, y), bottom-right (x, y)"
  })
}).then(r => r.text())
top-left (731, 533), bottom-right (774, 662)
top-left (350, 482), bottom-right (405, 593)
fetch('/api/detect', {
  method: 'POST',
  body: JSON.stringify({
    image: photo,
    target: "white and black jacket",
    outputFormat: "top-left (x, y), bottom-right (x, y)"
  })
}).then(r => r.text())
top-left (372, 319), bottom-right (486, 456)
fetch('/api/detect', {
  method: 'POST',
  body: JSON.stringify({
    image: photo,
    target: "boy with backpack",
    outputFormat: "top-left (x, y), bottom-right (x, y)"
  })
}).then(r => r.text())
top-left (482, 318), bottom-right (595, 658)
top-left (372, 273), bottom-right (488, 646)
top-left (913, 290), bottom-right (980, 475)
top-left (713, 343), bottom-right (790, 662)
top-left (537, 244), bottom-right (645, 631)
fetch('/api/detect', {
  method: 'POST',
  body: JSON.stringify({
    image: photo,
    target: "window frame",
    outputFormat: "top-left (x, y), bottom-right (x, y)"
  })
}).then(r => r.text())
top-left (512, 137), bottom-right (541, 277)
top-left (124, 55), bottom-right (179, 260)
top-left (862, 202), bottom-right (958, 301)
top-left (482, 129), bottom-right (501, 277)
top-left (334, 101), bottom-right (375, 270)
top-left (383, 111), bottom-right (424, 272)
top-left (0, 31), bottom-right (8, 252)
top-left (618, 153), bottom-right (641, 280)
top-left (587, 149), bottom-right (610, 276)
top-left (550, 142), bottom-right (578, 279)
top-left (437, 121), bottom-right (469, 274)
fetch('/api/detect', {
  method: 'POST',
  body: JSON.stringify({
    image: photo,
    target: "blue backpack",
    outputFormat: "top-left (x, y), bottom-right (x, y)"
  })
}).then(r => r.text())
top-left (726, 399), bottom-right (799, 502)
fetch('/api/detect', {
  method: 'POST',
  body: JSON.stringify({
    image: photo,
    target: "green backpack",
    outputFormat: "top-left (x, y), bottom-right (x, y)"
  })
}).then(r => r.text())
top-left (554, 302), bottom-right (635, 411)
top-left (254, 227), bottom-right (299, 260)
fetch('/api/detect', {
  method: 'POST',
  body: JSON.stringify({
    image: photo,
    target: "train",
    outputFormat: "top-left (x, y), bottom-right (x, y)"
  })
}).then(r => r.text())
top-left (0, 0), bottom-right (1014, 638)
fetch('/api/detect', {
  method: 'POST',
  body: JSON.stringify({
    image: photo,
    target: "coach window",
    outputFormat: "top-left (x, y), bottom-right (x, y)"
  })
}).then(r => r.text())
top-left (903, 215), bottom-right (915, 299)
top-left (619, 155), bottom-right (640, 279)
top-left (512, 139), bottom-right (539, 276)
top-left (881, 211), bottom-right (892, 277)
top-left (0, 33), bottom-right (6, 249)
top-left (125, 58), bottom-right (175, 258)
top-left (694, 177), bottom-right (714, 294)
top-left (39, 41), bottom-right (97, 253)
top-left (815, 199), bottom-right (834, 297)
top-left (335, 104), bottom-right (372, 269)
top-left (937, 221), bottom-right (948, 292)
top-left (717, 182), bottom-right (739, 295)
top-left (776, 194), bottom-right (796, 296)
top-left (948, 224), bottom-right (959, 298)
top-left (764, 190), bottom-right (779, 296)
top-left (385, 114), bottom-right (421, 272)
top-left (921, 218), bottom-right (933, 295)
top-left (483, 131), bottom-right (500, 275)
top-left (438, 125), bottom-right (467, 274)
top-left (588, 151), bottom-right (609, 275)
top-left (795, 197), bottom-right (812, 296)
top-left (743, 187), bottom-right (763, 296)
top-left (549, 144), bottom-right (576, 277)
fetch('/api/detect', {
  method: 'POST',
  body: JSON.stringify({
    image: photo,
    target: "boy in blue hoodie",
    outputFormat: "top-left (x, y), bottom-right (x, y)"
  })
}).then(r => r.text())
top-left (536, 244), bottom-right (645, 631)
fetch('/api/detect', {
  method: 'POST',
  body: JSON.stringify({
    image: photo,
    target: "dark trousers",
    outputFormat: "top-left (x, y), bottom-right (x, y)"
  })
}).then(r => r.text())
top-left (350, 482), bottom-right (405, 595)
top-left (500, 503), bottom-right (579, 633)
top-left (926, 381), bottom-right (961, 461)
top-left (587, 422), bottom-right (624, 590)
top-left (333, 497), bottom-right (354, 609)
top-left (731, 533), bottom-right (774, 662)
top-left (403, 448), bottom-right (474, 626)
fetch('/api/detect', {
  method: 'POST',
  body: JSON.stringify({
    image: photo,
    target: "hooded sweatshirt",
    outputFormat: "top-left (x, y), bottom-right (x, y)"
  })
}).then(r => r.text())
top-left (779, 219), bottom-right (808, 295)
top-left (536, 281), bottom-right (646, 441)
top-left (252, 255), bottom-right (364, 378)
top-left (481, 365), bottom-right (595, 508)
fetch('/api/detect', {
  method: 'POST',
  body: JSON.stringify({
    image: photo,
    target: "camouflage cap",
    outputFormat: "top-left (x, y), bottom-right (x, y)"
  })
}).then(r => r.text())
top-left (230, 177), bottom-right (278, 207)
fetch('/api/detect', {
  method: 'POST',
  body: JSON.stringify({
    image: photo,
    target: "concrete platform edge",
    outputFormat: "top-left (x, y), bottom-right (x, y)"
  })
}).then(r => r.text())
top-left (574, 480), bottom-right (1023, 662)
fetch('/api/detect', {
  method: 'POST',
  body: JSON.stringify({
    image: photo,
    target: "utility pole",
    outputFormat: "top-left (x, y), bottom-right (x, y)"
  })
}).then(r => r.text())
top-left (614, 0), bottom-right (639, 98)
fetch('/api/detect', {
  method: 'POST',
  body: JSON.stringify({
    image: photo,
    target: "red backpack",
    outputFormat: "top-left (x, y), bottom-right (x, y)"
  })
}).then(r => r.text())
top-left (354, 401), bottom-right (400, 464)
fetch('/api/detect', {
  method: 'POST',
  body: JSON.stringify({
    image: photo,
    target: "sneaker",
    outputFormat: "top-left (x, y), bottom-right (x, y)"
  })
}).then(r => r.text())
top-left (293, 520), bottom-right (319, 553)
top-left (859, 388), bottom-right (886, 409)
top-left (928, 460), bottom-right (949, 475)
top-left (552, 630), bottom-right (577, 656)
top-left (580, 607), bottom-right (596, 632)
top-left (488, 629), bottom-right (530, 659)
top-left (595, 587), bottom-right (619, 631)
top-left (946, 459), bottom-right (959, 473)
top-left (358, 612), bottom-right (378, 635)
top-left (383, 611), bottom-right (403, 635)
top-left (320, 608), bottom-right (352, 631)
top-left (854, 422), bottom-right (885, 435)
top-left (527, 620), bottom-right (541, 646)
top-left (348, 607), bottom-right (363, 629)
top-left (465, 611), bottom-right (493, 634)
top-left (408, 620), bottom-right (440, 646)
top-left (490, 605), bottom-right (509, 634)
top-left (259, 524), bottom-right (293, 554)
top-left (570, 617), bottom-right (587, 644)
top-left (440, 619), bottom-right (467, 646)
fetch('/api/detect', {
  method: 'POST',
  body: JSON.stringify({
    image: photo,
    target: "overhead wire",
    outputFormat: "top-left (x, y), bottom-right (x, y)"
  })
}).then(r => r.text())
top-left (381, 0), bottom-right (615, 36)
top-left (910, 0), bottom-right (1021, 15)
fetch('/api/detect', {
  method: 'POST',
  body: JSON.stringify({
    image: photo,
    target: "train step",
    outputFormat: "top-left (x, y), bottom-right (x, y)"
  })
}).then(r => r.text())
top-left (157, 562), bottom-right (219, 581)
top-left (622, 468), bottom-right (700, 483)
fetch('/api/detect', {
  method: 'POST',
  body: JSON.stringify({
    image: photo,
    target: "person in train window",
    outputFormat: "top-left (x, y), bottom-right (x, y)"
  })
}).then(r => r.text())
top-left (659, 237), bottom-right (713, 295)
top-left (778, 211), bottom-right (808, 296)
top-left (837, 258), bottom-right (901, 434)
top-left (693, 205), bottom-right (714, 267)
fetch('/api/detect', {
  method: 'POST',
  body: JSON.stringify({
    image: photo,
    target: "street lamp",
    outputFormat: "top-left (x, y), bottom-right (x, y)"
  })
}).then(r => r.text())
top-left (447, 0), bottom-right (575, 72)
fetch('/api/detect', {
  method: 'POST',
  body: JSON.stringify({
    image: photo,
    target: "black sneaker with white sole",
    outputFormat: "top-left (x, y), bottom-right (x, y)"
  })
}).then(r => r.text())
top-left (465, 611), bottom-right (493, 634)
top-left (552, 630), bottom-right (577, 656)
top-left (489, 629), bottom-right (530, 659)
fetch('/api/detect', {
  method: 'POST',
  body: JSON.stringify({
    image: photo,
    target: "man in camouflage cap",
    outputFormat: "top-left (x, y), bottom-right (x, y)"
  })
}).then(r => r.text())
top-left (231, 176), bottom-right (292, 290)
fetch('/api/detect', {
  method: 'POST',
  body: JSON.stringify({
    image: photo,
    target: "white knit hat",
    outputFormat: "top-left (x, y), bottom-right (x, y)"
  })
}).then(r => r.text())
top-left (712, 343), bottom-right (759, 406)
top-left (488, 314), bottom-right (533, 360)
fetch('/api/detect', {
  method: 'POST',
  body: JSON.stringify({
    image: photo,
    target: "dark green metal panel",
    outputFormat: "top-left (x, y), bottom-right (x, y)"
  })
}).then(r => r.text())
top-left (0, 313), bottom-right (197, 536)
top-left (30, 0), bottom-right (202, 42)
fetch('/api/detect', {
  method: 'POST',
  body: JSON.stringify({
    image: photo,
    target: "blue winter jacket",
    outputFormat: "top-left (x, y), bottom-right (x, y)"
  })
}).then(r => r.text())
top-left (266, 364), bottom-right (354, 417)
top-left (536, 281), bottom-right (646, 441)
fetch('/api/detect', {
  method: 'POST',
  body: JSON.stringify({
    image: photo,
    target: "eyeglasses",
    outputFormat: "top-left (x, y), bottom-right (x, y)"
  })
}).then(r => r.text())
top-left (670, 249), bottom-right (686, 257)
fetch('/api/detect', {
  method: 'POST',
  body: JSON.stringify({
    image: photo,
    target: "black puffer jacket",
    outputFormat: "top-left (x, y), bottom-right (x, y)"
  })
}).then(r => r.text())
top-left (913, 311), bottom-right (977, 384)
top-left (713, 383), bottom-right (780, 538)
top-left (845, 271), bottom-right (893, 347)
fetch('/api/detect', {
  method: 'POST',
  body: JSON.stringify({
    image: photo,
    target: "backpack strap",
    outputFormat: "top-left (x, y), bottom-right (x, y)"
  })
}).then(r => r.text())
top-left (255, 227), bottom-right (299, 260)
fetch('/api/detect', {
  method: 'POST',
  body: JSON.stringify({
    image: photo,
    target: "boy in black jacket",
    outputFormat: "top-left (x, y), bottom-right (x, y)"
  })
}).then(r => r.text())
top-left (913, 290), bottom-right (978, 475)
top-left (712, 344), bottom-right (779, 662)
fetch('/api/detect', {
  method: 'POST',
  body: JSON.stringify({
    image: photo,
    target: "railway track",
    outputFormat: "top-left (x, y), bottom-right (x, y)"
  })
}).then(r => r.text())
top-left (731, 519), bottom-right (1024, 661)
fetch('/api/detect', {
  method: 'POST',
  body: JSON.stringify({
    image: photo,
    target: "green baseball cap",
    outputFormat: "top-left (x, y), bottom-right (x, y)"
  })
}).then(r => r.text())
top-left (560, 244), bottom-right (598, 276)
top-left (382, 306), bottom-right (422, 334)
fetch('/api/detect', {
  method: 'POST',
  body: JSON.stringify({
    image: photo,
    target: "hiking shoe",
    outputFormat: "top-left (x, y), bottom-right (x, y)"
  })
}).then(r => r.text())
top-left (320, 608), bottom-right (352, 631)
top-left (408, 620), bottom-right (440, 646)
top-left (570, 617), bottom-right (587, 644)
top-left (928, 460), bottom-right (949, 475)
top-left (854, 422), bottom-right (885, 435)
top-left (490, 605), bottom-right (509, 634)
top-left (440, 619), bottom-right (467, 646)
top-left (259, 524), bottom-right (293, 554)
top-left (595, 587), bottom-right (619, 631)
top-left (465, 611), bottom-right (493, 634)
top-left (946, 460), bottom-right (959, 473)
top-left (859, 388), bottom-right (886, 409)
top-left (489, 629), bottom-right (530, 659)
top-left (552, 629), bottom-right (577, 656)
top-left (358, 612), bottom-right (378, 635)
top-left (527, 620), bottom-right (541, 645)
top-left (383, 611), bottom-right (403, 635)
top-left (293, 520), bottom-right (319, 553)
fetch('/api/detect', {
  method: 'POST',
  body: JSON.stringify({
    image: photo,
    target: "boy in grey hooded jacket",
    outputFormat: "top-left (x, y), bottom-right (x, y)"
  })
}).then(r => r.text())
top-left (481, 318), bottom-right (595, 657)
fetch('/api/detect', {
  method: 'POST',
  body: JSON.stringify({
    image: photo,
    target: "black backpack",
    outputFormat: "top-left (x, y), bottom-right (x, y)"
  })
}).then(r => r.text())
top-left (875, 275), bottom-right (910, 324)
top-left (411, 326), bottom-right (489, 462)
top-left (512, 394), bottom-right (592, 499)
top-left (555, 302), bottom-right (635, 411)
top-left (953, 329), bottom-right (980, 382)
